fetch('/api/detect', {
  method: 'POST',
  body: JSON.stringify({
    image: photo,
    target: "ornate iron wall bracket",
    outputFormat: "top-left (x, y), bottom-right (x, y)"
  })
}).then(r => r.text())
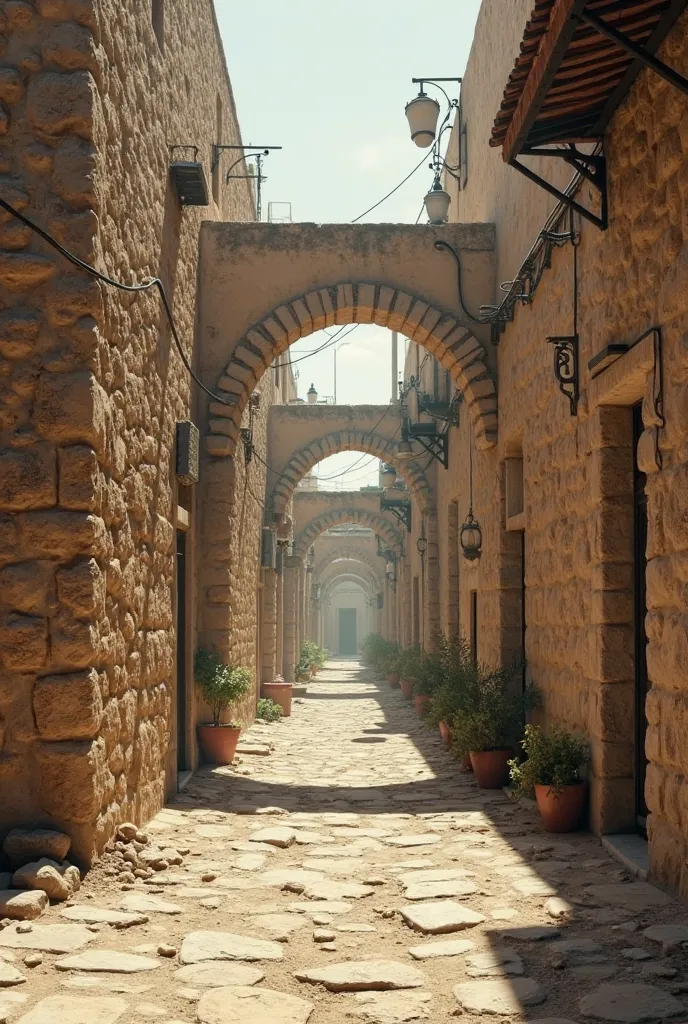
top-left (548, 335), bottom-right (579, 416)
top-left (240, 391), bottom-right (261, 462)
top-left (381, 496), bottom-right (412, 533)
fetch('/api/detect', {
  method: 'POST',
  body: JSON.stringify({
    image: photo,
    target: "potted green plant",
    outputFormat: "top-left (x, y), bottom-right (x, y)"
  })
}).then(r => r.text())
top-left (413, 648), bottom-right (443, 715)
top-left (509, 724), bottom-right (589, 832)
top-left (399, 644), bottom-right (422, 699)
top-left (194, 648), bottom-right (252, 765)
top-left (451, 664), bottom-right (538, 788)
top-left (382, 644), bottom-right (402, 687)
top-left (426, 634), bottom-right (473, 747)
top-left (262, 674), bottom-right (294, 717)
top-left (256, 697), bottom-right (283, 723)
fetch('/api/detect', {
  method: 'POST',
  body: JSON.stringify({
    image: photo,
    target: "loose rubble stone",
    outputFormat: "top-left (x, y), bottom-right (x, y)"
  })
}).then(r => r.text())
top-left (0, 891), bottom-right (48, 921)
top-left (13, 859), bottom-right (80, 902)
top-left (0, 923), bottom-right (94, 953)
top-left (248, 827), bottom-right (296, 848)
top-left (14, 995), bottom-right (128, 1024)
top-left (579, 983), bottom-right (685, 1021)
top-left (400, 901), bottom-right (485, 934)
top-left (179, 931), bottom-right (284, 964)
top-left (0, 962), bottom-right (25, 987)
top-left (454, 977), bottom-right (546, 1013)
top-left (353, 991), bottom-right (432, 1022)
top-left (551, 938), bottom-right (603, 955)
top-left (157, 944), bottom-right (178, 958)
top-left (61, 906), bottom-right (149, 928)
top-left (116, 824), bottom-right (138, 842)
top-left (501, 925), bottom-right (560, 941)
top-left (119, 894), bottom-right (182, 915)
top-left (294, 960), bottom-right (426, 991)
top-left (197, 985), bottom-right (314, 1024)
top-left (235, 855), bottom-right (266, 871)
top-left (313, 929), bottom-right (336, 942)
top-left (55, 951), bottom-right (162, 973)
top-left (23, 954), bottom-right (42, 968)
top-left (3, 829), bottom-right (71, 869)
top-left (572, 966), bottom-right (619, 982)
top-left (408, 938), bottom-right (475, 960)
top-left (546, 897), bottom-right (574, 919)
top-left (465, 947), bottom-right (524, 977)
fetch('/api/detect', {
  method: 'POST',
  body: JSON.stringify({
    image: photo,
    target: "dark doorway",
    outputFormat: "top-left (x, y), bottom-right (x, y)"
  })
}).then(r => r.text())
top-left (338, 608), bottom-right (357, 656)
top-left (632, 402), bottom-right (649, 832)
top-left (521, 533), bottom-right (527, 692)
top-left (176, 529), bottom-right (188, 771)
top-left (470, 590), bottom-right (478, 662)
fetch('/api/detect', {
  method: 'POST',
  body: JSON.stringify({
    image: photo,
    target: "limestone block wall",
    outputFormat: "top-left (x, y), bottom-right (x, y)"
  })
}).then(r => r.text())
top-left (440, 0), bottom-right (688, 895)
top-left (0, 0), bottom-right (257, 862)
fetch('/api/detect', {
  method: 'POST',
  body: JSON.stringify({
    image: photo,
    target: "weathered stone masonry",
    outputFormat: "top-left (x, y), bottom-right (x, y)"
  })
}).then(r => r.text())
top-left (0, 0), bottom-right (266, 863)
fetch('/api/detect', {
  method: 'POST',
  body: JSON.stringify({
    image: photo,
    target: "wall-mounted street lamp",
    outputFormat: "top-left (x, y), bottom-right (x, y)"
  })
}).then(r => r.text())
top-left (240, 390), bottom-right (261, 462)
top-left (404, 77), bottom-right (462, 224)
top-left (416, 522), bottom-right (428, 559)
top-left (211, 143), bottom-right (282, 221)
top-left (307, 383), bottom-right (318, 405)
top-left (380, 463), bottom-right (398, 488)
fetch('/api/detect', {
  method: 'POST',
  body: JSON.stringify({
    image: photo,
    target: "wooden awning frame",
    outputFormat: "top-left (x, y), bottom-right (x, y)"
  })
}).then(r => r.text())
top-left (491, 0), bottom-right (688, 230)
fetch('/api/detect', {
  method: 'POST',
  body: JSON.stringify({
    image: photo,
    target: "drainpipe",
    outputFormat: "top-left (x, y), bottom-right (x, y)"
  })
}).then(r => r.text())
top-left (391, 331), bottom-right (398, 404)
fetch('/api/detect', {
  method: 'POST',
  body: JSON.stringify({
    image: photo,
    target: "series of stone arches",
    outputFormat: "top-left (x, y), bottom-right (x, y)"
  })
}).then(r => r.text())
top-left (205, 281), bottom-right (497, 457)
top-left (293, 508), bottom-right (404, 558)
top-left (271, 430), bottom-right (432, 513)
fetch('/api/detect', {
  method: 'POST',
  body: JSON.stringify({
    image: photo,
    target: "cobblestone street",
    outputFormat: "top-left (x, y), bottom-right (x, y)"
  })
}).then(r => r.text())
top-left (1, 662), bottom-right (687, 1024)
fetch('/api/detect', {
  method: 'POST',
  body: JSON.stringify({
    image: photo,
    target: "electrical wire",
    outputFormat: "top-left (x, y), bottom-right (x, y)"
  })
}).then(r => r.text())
top-left (351, 151), bottom-right (429, 223)
top-left (0, 196), bottom-right (230, 407)
top-left (272, 322), bottom-right (360, 369)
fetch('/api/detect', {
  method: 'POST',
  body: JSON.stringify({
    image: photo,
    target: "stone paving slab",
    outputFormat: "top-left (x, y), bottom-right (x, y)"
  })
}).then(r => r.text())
top-left (5, 661), bottom-right (688, 1024)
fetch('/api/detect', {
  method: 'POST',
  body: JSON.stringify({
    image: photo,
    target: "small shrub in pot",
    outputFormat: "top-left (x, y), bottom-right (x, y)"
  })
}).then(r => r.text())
top-left (194, 648), bottom-right (252, 764)
top-left (509, 724), bottom-right (588, 832)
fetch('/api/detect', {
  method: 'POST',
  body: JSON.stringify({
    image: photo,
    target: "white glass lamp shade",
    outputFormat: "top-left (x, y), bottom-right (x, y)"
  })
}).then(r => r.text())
top-left (306, 383), bottom-right (318, 404)
top-left (380, 463), bottom-right (398, 487)
top-left (424, 183), bottom-right (451, 224)
top-left (405, 93), bottom-right (440, 148)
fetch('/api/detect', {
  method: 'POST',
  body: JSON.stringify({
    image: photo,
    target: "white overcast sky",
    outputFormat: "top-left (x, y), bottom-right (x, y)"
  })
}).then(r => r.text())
top-left (216, 0), bottom-right (482, 488)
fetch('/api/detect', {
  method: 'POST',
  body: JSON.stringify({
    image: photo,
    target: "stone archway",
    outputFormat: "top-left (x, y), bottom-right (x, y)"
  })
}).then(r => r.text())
top-left (199, 223), bottom-right (497, 456)
top-left (294, 508), bottom-right (404, 558)
top-left (314, 547), bottom-right (385, 583)
top-left (271, 429), bottom-right (432, 514)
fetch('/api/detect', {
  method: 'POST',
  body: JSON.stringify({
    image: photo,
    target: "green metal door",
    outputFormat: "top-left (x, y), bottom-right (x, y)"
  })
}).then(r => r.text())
top-left (338, 608), bottom-right (357, 656)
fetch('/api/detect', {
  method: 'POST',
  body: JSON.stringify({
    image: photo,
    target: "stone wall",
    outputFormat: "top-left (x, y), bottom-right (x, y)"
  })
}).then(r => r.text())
top-left (0, 0), bottom-right (260, 862)
top-left (434, 0), bottom-right (688, 895)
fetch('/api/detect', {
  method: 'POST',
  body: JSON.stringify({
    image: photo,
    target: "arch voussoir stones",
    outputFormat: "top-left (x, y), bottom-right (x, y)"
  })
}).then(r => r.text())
top-left (205, 281), bottom-right (497, 457)
top-left (294, 507), bottom-right (404, 558)
top-left (271, 430), bottom-right (432, 514)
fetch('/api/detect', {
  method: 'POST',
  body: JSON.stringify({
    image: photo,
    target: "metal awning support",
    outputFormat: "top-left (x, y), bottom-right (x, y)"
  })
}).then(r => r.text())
top-left (578, 6), bottom-right (688, 97)
top-left (509, 147), bottom-right (607, 230)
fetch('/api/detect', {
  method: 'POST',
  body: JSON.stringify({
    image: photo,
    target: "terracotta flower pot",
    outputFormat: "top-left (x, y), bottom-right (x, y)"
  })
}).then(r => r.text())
top-left (310, 665), bottom-right (318, 677)
top-left (387, 672), bottom-right (400, 688)
top-left (262, 681), bottom-right (293, 718)
top-left (414, 694), bottom-right (431, 715)
top-left (470, 749), bottom-right (511, 788)
top-left (399, 678), bottom-right (414, 699)
top-left (535, 781), bottom-right (587, 832)
top-left (439, 720), bottom-right (452, 747)
top-left (197, 724), bottom-right (241, 765)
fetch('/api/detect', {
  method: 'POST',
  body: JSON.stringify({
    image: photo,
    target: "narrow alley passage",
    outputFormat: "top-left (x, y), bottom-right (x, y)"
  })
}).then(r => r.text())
top-left (1, 664), bottom-right (686, 1024)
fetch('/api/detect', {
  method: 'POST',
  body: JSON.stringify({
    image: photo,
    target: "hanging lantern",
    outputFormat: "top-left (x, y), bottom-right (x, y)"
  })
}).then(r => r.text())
top-left (275, 513), bottom-right (293, 546)
top-left (405, 92), bottom-right (440, 148)
top-left (460, 509), bottom-right (482, 561)
top-left (307, 383), bottom-right (318, 404)
top-left (380, 463), bottom-right (397, 487)
top-left (396, 437), bottom-right (414, 459)
top-left (424, 175), bottom-right (451, 224)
